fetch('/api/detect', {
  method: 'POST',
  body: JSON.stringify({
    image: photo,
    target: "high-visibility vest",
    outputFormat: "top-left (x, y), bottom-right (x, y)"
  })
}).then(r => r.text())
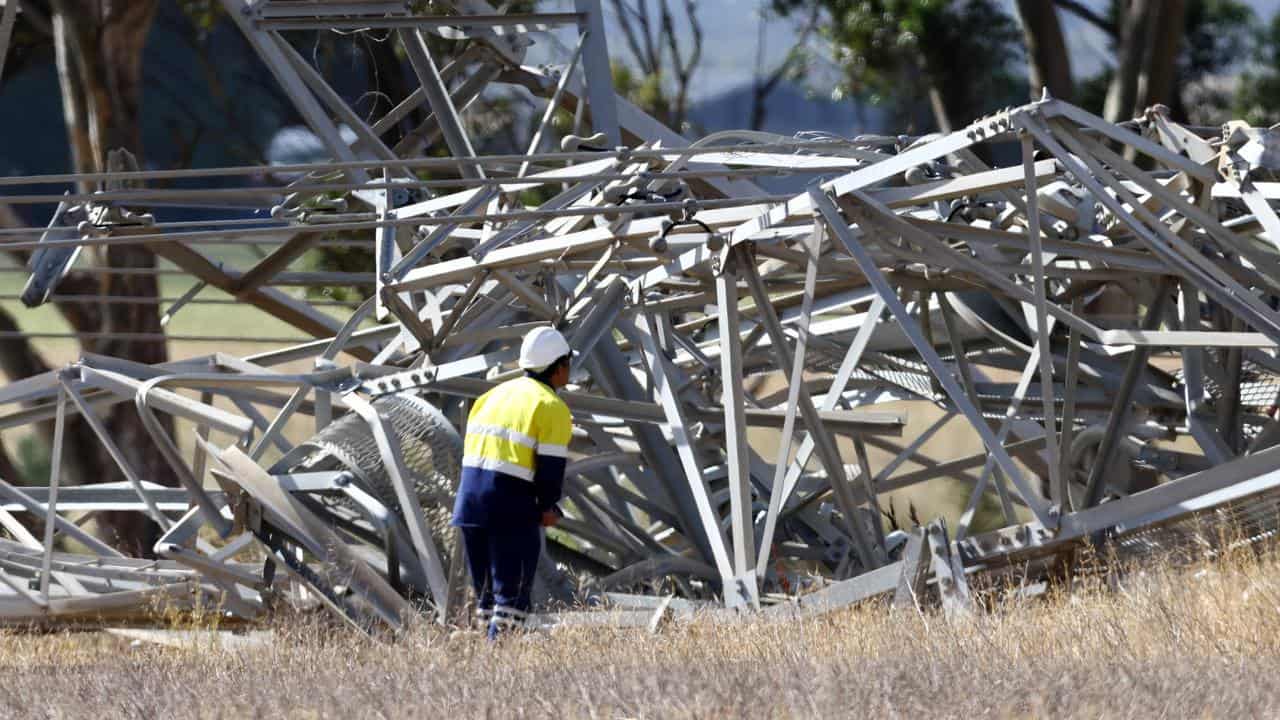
top-left (452, 376), bottom-right (572, 527)
top-left (463, 376), bottom-right (571, 479)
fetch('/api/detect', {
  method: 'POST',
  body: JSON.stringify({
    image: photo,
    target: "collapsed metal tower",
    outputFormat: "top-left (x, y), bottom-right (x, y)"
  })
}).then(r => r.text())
top-left (1, 0), bottom-right (1280, 631)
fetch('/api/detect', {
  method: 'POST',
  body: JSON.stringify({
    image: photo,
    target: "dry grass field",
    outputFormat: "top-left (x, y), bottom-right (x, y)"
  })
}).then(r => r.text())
top-left (2, 545), bottom-right (1280, 719)
top-left (0, 256), bottom-right (1265, 718)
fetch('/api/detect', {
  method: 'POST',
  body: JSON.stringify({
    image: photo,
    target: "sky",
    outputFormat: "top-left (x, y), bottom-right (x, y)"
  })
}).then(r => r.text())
top-left (535, 0), bottom-right (1280, 103)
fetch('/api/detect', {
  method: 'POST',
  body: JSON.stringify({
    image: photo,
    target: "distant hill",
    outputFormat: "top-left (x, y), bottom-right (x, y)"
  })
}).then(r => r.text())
top-left (688, 80), bottom-right (889, 138)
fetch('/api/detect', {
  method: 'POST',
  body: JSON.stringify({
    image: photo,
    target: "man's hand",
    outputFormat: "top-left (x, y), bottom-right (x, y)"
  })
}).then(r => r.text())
top-left (541, 509), bottom-right (561, 527)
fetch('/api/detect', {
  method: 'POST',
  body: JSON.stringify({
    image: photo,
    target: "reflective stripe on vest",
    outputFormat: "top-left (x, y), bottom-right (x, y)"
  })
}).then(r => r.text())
top-left (462, 376), bottom-right (573, 481)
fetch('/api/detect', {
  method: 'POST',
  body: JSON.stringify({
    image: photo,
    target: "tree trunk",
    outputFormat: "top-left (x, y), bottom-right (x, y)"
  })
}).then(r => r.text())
top-left (1135, 0), bottom-right (1185, 114)
top-left (1102, 0), bottom-right (1186, 122)
top-left (51, 1), bottom-right (158, 170)
top-left (46, 0), bottom-right (170, 556)
top-left (1015, 0), bottom-right (1073, 102)
top-left (927, 84), bottom-right (952, 133)
top-left (1104, 0), bottom-right (1152, 122)
top-left (363, 33), bottom-right (413, 147)
top-left (0, 201), bottom-right (104, 491)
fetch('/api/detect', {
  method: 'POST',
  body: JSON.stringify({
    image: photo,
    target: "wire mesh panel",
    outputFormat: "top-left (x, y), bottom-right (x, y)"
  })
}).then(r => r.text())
top-left (287, 394), bottom-right (463, 553)
top-left (1112, 487), bottom-right (1280, 565)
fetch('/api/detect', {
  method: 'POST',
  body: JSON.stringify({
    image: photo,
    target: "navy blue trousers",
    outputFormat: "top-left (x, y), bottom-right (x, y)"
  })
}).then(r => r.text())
top-left (460, 524), bottom-right (542, 634)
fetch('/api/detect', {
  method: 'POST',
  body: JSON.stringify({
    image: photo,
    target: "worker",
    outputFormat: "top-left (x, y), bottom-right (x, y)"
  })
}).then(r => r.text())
top-left (451, 326), bottom-right (574, 640)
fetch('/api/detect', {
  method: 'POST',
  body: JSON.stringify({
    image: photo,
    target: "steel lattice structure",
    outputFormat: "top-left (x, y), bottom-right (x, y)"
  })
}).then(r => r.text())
top-left (1, 0), bottom-right (1280, 631)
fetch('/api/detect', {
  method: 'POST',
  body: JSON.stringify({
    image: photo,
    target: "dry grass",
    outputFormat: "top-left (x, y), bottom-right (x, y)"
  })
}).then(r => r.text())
top-left (3, 546), bottom-right (1280, 718)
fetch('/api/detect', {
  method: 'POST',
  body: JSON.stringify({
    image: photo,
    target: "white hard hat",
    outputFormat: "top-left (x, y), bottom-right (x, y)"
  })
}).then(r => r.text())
top-left (519, 326), bottom-right (573, 370)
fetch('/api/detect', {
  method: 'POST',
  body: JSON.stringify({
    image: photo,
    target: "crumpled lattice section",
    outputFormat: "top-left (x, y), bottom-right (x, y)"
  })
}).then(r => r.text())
top-left (291, 394), bottom-right (462, 553)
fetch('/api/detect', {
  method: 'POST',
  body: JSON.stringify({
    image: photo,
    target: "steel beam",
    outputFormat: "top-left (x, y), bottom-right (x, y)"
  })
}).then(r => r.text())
top-left (813, 187), bottom-right (1055, 528)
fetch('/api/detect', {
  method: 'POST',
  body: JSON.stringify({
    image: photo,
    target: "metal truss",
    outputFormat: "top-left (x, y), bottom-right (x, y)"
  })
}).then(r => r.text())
top-left (3, 5), bottom-right (1280, 631)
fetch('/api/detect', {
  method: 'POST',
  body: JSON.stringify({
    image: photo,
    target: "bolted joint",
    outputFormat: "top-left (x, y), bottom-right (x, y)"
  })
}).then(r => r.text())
top-left (680, 197), bottom-right (698, 221)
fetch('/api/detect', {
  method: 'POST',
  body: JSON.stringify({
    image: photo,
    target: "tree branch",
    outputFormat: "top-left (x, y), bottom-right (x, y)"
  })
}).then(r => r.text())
top-left (0, 305), bottom-right (50, 382)
top-left (636, 0), bottom-right (658, 71)
top-left (751, 6), bottom-right (817, 129)
top-left (659, 1), bottom-right (684, 124)
top-left (18, 1), bottom-right (52, 37)
top-left (760, 7), bottom-right (815, 96)
top-left (680, 0), bottom-right (702, 80)
top-left (1017, 0), bottom-right (1074, 102)
top-left (1053, 0), bottom-right (1117, 38)
top-left (0, 437), bottom-right (27, 486)
top-left (609, 0), bottom-right (649, 73)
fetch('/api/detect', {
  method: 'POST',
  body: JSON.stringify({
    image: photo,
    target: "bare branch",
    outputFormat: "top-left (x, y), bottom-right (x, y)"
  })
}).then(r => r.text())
top-left (751, 6), bottom-right (818, 129)
top-left (658, 2), bottom-right (682, 115)
top-left (17, 1), bottom-right (52, 37)
top-left (681, 0), bottom-right (703, 81)
top-left (608, 0), bottom-right (648, 72)
top-left (636, 0), bottom-right (658, 71)
top-left (1053, 0), bottom-right (1117, 38)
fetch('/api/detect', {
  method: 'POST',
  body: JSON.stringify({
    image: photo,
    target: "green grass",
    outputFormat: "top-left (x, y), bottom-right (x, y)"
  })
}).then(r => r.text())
top-left (0, 245), bottom-right (361, 349)
top-left (0, 244), bottom-right (369, 484)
